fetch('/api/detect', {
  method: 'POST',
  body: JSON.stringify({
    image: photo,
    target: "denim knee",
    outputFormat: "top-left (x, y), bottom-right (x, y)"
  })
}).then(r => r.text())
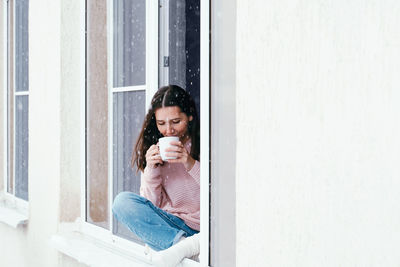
top-left (112, 192), bottom-right (145, 217)
top-left (112, 192), bottom-right (135, 216)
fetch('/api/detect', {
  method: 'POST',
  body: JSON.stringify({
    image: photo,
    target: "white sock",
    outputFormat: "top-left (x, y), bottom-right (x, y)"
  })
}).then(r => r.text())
top-left (144, 244), bottom-right (154, 262)
top-left (152, 234), bottom-right (200, 267)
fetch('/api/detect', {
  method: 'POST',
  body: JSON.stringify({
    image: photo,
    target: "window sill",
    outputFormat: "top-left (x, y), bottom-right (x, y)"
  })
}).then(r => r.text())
top-left (0, 197), bottom-right (29, 228)
top-left (51, 222), bottom-right (200, 267)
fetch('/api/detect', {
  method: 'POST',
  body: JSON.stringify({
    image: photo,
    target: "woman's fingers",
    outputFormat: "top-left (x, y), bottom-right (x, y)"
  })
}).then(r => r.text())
top-left (147, 155), bottom-right (163, 168)
top-left (146, 144), bottom-right (163, 168)
top-left (151, 154), bottom-right (162, 160)
top-left (165, 144), bottom-right (185, 153)
top-left (149, 150), bottom-right (159, 157)
top-left (168, 141), bottom-right (183, 149)
top-left (146, 144), bottom-right (160, 157)
top-left (148, 152), bottom-right (162, 161)
top-left (165, 152), bottom-right (182, 158)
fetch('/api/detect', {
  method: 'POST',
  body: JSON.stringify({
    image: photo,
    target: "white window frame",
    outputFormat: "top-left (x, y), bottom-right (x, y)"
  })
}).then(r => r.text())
top-left (158, 0), bottom-right (169, 86)
top-left (2, 0), bottom-right (29, 212)
top-left (80, 0), bottom-right (210, 266)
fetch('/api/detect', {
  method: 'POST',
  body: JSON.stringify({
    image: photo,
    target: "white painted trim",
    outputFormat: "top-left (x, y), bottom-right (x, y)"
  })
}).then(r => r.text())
top-left (199, 0), bottom-right (210, 265)
top-left (145, 0), bottom-right (158, 110)
top-left (76, 221), bottom-right (199, 267)
top-left (81, 221), bottom-right (149, 255)
top-left (10, 193), bottom-right (28, 209)
top-left (112, 85), bottom-right (146, 93)
top-left (14, 91), bottom-right (29, 96)
top-left (51, 226), bottom-right (152, 267)
top-left (3, 0), bottom-right (8, 196)
top-left (107, 0), bottom-right (114, 233)
top-left (158, 0), bottom-right (169, 87)
top-left (0, 202), bottom-right (28, 228)
top-left (0, 191), bottom-right (29, 214)
top-left (80, 0), bottom-right (86, 222)
top-left (52, 222), bottom-right (200, 267)
top-left (81, 220), bottom-right (160, 265)
top-left (12, 0), bottom-right (16, 196)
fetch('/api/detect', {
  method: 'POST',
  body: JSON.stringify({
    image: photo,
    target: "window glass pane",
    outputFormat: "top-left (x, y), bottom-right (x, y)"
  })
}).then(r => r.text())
top-left (7, 0), bottom-right (14, 194)
top-left (184, 0), bottom-right (200, 113)
top-left (8, 0), bottom-right (29, 198)
top-left (15, 95), bottom-right (28, 200)
top-left (159, 0), bottom-right (200, 114)
top-left (112, 90), bottom-right (145, 241)
top-left (165, 0), bottom-right (186, 88)
top-left (86, 0), bottom-right (109, 229)
top-left (86, 91), bottom-right (109, 229)
top-left (113, 0), bottom-right (146, 87)
top-left (7, 89), bottom-right (14, 194)
top-left (7, 0), bottom-right (14, 193)
top-left (15, 0), bottom-right (29, 93)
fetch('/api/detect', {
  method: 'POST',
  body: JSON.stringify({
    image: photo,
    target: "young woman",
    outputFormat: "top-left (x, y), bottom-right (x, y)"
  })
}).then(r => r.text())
top-left (112, 85), bottom-right (200, 267)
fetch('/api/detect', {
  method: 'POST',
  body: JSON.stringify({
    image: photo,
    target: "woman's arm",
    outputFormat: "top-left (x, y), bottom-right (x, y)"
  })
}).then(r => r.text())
top-left (140, 166), bottom-right (164, 206)
top-left (140, 144), bottom-right (164, 206)
top-left (187, 160), bottom-right (200, 185)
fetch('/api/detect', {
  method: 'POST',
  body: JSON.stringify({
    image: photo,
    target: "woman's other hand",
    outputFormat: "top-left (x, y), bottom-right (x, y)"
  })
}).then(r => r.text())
top-left (165, 141), bottom-right (195, 171)
top-left (145, 144), bottom-right (163, 169)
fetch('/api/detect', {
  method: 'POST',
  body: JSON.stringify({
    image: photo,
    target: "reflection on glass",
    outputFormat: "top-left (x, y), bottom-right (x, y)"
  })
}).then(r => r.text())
top-left (113, 0), bottom-right (146, 87)
top-left (15, 0), bottom-right (29, 93)
top-left (7, 0), bottom-right (14, 195)
top-left (86, 90), bottom-right (109, 229)
top-left (7, 92), bottom-right (14, 194)
top-left (7, 0), bottom-right (29, 200)
top-left (86, 0), bottom-right (109, 229)
top-left (112, 91), bottom-right (145, 242)
top-left (15, 96), bottom-right (28, 201)
top-left (159, 0), bottom-right (200, 113)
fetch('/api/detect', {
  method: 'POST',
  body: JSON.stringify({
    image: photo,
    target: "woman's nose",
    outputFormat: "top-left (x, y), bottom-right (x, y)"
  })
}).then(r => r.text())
top-left (166, 124), bottom-right (175, 135)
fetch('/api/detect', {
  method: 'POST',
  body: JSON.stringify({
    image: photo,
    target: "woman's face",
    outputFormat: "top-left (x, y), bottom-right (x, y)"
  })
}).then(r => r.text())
top-left (155, 106), bottom-right (193, 138)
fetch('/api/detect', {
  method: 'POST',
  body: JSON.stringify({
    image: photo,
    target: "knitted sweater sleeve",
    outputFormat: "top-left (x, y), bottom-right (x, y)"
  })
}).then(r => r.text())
top-left (188, 160), bottom-right (200, 185)
top-left (140, 166), bottom-right (163, 207)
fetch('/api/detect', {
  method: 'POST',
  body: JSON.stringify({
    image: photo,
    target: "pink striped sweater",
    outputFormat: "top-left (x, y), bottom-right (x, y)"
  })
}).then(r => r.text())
top-left (140, 155), bottom-right (200, 231)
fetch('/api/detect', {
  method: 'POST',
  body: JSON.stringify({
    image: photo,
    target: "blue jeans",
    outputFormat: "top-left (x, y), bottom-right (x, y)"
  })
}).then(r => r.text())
top-left (112, 192), bottom-right (198, 251)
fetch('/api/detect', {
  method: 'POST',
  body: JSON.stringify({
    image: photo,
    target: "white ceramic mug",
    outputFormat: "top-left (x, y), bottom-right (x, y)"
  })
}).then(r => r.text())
top-left (159, 136), bottom-right (179, 161)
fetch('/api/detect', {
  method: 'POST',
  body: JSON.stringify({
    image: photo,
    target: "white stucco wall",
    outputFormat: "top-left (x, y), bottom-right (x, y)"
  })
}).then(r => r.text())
top-left (25, 0), bottom-right (61, 265)
top-left (1, 0), bottom-right (85, 266)
top-left (236, 1), bottom-right (400, 266)
top-left (0, 0), bottom-right (4, 192)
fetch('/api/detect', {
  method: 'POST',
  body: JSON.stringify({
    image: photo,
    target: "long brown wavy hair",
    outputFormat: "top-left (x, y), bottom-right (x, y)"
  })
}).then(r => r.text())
top-left (132, 85), bottom-right (200, 172)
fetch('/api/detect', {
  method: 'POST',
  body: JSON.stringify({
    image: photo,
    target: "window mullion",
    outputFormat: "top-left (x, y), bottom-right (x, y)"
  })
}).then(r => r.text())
top-left (107, 0), bottom-right (114, 234)
top-left (111, 85), bottom-right (146, 93)
top-left (12, 0), bottom-right (16, 196)
top-left (3, 0), bottom-right (8, 196)
top-left (159, 0), bottom-right (169, 87)
top-left (200, 0), bottom-right (210, 264)
top-left (145, 0), bottom-right (158, 109)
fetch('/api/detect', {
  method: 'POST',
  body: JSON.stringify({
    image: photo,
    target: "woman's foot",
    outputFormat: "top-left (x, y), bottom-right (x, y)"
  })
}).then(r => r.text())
top-left (144, 244), bottom-right (153, 262)
top-left (152, 234), bottom-right (200, 267)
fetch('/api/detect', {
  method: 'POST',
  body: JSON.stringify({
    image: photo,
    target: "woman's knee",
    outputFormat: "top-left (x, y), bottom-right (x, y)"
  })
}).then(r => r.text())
top-left (112, 192), bottom-right (145, 216)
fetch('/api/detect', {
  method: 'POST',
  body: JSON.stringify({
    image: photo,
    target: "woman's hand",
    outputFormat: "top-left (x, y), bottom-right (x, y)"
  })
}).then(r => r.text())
top-left (165, 141), bottom-right (195, 171)
top-left (145, 144), bottom-right (163, 169)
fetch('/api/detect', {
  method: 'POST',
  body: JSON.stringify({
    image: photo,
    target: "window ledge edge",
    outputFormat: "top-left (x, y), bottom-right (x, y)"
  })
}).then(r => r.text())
top-left (51, 222), bottom-right (200, 267)
top-left (0, 199), bottom-right (29, 228)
